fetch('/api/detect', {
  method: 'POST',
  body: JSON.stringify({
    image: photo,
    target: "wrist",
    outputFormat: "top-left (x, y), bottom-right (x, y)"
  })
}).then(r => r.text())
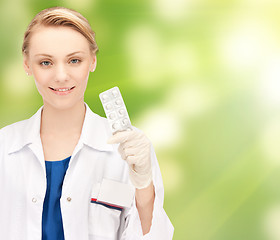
top-left (135, 181), bottom-right (155, 207)
top-left (129, 168), bottom-right (152, 189)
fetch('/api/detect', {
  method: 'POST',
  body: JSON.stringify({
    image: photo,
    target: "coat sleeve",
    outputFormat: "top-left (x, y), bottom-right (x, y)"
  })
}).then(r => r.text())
top-left (118, 145), bottom-right (174, 240)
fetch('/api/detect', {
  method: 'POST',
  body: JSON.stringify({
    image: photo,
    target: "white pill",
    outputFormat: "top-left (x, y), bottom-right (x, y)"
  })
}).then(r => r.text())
top-left (102, 94), bottom-right (109, 101)
top-left (112, 90), bottom-right (119, 97)
top-left (115, 99), bottom-right (122, 106)
top-left (122, 118), bottom-right (129, 126)
top-left (119, 109), bottom-right (125, 116)
top-left (112, 122), bottom-right (121, 130)
top-left (105, 104), bottom-right (113, 110)
top-left (109, 113), bottom-right (116, 120)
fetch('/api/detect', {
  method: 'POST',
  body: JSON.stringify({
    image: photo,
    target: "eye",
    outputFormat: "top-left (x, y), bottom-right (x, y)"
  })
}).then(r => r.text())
top-left (40, 61), bottom-right (51, 66)
top-left (70, 59), bottom-right (80, 64)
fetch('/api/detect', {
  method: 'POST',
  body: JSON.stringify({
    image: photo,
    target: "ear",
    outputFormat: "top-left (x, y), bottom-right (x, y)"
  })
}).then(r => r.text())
top-left (23, 55), bottom-right (32, 76)
top-left (90, 55), bottom-right (97, 72)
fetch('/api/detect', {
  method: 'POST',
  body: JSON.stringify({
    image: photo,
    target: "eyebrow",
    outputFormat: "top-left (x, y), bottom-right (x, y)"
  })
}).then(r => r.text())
top-left (35, 51), bottom-right (86, 57)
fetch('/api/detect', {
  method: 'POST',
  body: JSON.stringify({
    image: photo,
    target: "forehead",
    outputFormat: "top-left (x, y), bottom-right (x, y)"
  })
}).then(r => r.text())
top-left (29, 26), bottom-right (90, 56)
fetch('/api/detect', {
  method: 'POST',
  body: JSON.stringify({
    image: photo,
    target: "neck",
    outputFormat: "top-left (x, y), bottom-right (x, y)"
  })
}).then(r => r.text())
top-left (40, 101), bottom-right (86, 137)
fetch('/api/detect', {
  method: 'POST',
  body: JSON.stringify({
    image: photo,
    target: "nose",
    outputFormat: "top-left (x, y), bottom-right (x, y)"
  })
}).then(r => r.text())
top-left (54, 63), bottom-right (69, 82)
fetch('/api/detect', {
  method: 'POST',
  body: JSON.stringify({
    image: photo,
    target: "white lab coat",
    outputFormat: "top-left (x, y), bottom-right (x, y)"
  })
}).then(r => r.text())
top-left (0, 103), bottom-right (174, 240)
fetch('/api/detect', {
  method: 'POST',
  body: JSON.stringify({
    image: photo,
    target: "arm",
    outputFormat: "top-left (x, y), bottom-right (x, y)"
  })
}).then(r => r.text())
top-left (135, 182), bottom-right (155, 235)
top-left (108, 129), bottom-right (174, 239)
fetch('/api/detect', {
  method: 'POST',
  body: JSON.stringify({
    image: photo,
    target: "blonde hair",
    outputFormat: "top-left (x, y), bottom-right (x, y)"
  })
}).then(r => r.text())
top-left (22, 6), bottom-right (98, 56)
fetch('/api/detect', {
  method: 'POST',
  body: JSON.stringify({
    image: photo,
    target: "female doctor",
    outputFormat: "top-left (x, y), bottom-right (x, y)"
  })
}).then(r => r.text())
top-left (0, 6), bottom-right (174, 240)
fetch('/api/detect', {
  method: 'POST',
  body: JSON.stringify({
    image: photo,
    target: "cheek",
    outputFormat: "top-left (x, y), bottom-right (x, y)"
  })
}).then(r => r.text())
top-left (75, 66), bottom-right (90, 83)
top-left (33, 75), bottom-right (47, 91)
top-left (79, 74), bottom-right (89, 93)
top-left (32, 67), bottom-right (50, 85)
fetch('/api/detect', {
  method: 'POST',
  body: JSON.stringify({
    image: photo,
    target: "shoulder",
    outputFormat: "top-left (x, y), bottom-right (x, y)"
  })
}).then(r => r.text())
top-left (0, 106), bottom-right (42, 148)
top-left (0, 118), bottom-right (31, 143)
top-left (84, 103), bottom-right (112, 134)
top-left (0, 120), bottom-right (25, 156)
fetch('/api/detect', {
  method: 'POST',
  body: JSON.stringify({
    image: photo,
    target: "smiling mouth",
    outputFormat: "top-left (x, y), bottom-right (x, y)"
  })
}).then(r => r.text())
top-left (49, 86), bottom-right (75, 92)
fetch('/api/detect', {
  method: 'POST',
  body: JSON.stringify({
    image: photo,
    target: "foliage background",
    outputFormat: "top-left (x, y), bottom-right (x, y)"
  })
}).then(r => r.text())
top-left (1, 0), bottom-right (280, 239)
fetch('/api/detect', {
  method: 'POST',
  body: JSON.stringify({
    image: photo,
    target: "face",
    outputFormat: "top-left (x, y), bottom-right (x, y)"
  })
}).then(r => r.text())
top-left (23, 26), bottom-right (96, 110)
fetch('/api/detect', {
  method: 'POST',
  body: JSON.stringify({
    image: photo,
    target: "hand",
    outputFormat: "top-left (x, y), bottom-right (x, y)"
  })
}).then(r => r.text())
top-left (107, 129), bottom-right (152, 189)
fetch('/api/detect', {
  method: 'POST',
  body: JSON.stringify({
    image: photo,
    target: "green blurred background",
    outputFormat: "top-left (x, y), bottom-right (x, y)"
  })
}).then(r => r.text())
top-left (1, 0), bottom-right (280, 239)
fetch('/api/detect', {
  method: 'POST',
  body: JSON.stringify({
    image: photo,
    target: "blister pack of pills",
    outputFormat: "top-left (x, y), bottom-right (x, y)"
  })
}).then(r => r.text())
top-left (99, 86), bottom-right (132, 133)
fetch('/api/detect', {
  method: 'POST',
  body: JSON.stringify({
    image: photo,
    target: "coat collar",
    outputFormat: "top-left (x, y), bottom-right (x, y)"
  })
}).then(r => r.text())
top-left (8, 102), bottom-right (113, 154)
top-left (81, 103), bottom-right (113, 152)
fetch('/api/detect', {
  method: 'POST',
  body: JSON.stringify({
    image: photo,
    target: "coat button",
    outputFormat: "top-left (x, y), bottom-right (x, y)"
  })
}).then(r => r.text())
top-left (67, 197), bottom-right (72, 202)
top-left (32, 197), bottom-right (37, 203)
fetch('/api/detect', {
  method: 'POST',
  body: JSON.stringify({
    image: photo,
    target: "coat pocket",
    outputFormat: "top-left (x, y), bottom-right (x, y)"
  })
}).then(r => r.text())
top-left (88, 183), bottom-right (122, 239)
top-left (88, 200), bottom-right (122, 239)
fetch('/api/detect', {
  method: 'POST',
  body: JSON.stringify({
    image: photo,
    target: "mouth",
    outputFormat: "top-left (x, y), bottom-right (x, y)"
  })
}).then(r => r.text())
top-left (49, 86), bottom-right (75, 92)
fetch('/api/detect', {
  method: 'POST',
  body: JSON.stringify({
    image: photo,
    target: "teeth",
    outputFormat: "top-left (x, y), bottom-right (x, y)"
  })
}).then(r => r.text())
top-left (51, 87), bottom-right (73, 92)
top-left (57, 88), bottom-right (71, 92)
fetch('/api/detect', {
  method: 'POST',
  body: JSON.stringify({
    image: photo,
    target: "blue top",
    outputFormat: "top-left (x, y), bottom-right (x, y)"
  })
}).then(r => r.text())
top-left (42, 156), bottom-right (71, 240)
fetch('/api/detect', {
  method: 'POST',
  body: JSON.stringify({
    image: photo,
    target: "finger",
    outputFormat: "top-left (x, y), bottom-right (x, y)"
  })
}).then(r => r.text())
top-left (107, 130), bottom-right (138, 144)
top-left (126, 154), bottom-right (148, 168)
top-left (118, 144), bottom-right (146, 160)
top-left (126, 155), bottom-right (138, 165)
top-left (120, 132), bottom-right (149, 147)
top-left (118, 144), bottom-right (127, 160)
top-left (122, 140), bottom-right (150, 152)
top-left (126, 151), bottom-right (148, 166)
top-left (123, 147), bottom-right (139, 156)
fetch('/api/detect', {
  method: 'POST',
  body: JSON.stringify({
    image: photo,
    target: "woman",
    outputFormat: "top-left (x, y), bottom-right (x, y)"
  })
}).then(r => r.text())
top-left (0, 6), bottom-right (174, 240)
